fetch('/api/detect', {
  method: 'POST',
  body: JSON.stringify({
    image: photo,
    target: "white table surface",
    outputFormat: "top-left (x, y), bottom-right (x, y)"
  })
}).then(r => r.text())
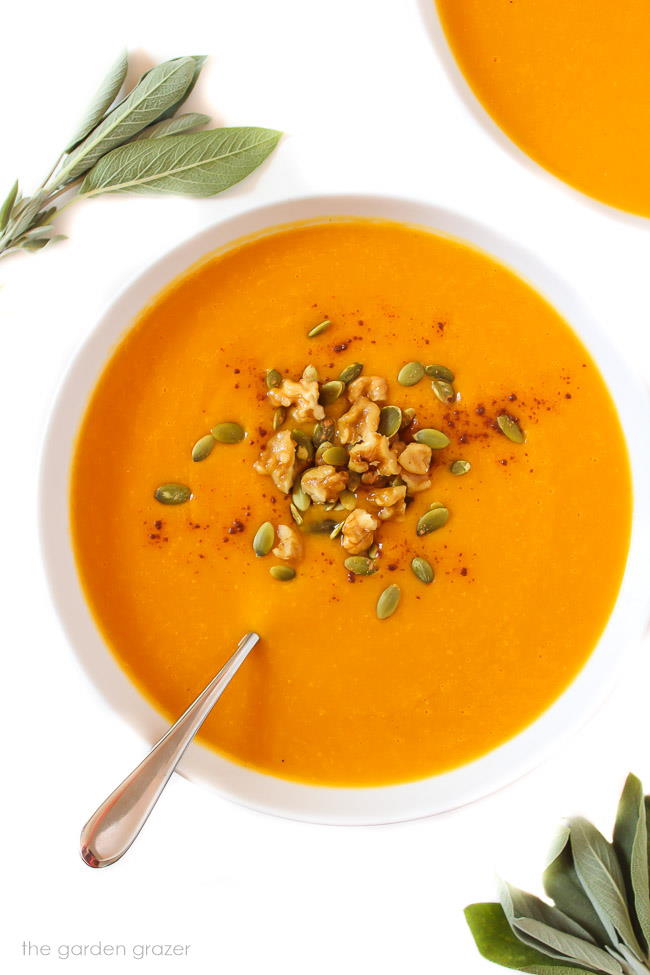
top-left (2, 0), bottom-right (649, 971)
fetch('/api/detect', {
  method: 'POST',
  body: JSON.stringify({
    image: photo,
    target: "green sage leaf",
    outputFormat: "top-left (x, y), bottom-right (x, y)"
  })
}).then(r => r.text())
top-left (0, 180), bottom-right (18, 231)
top-left (64, 50), bottom-right (128, 152)
top-left (79, 127), bottom-right (282, 197)
top-left (60, 57), bottom-right (197, 183)
top-left (569, 817), bottom-right (644, 958)
top-left (613, 774), bottom-right (650, 950)
top-left (149, 55), bottom-right (207, 122)
top-left (544, 827), bottom-right (613, 947)
top-left (132, 112), bottom-right (210, 141)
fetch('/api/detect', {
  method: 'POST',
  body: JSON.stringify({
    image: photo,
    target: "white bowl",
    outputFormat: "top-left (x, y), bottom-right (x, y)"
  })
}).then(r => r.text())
top-left (40, 194), bottom-right (650, 825)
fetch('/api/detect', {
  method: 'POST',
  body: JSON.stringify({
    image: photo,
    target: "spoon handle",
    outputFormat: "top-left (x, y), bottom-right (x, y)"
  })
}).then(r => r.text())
top-left (80, 631), bottom-right (260, 868)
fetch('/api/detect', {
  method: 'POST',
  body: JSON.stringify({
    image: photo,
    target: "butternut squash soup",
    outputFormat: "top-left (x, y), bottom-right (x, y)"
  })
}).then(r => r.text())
top-left (71, 219), bottom-right (631, 786)
top-left (436, 0), bottom-right (650, 217)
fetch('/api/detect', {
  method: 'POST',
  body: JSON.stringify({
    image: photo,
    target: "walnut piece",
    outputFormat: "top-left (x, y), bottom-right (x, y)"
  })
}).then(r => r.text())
top-left (253, 430), bottom-right (297, 494)
top-left (301, 464), bottom-right (349, 503)
top-left (348, 432), bottom-right (400, 476)
top-left (337, 396), bottom-right (380, 445)
top-left (400, 470), bottom-right (432, 495)
top-left (267, 367), bottom-right (325, 422)
top-left (272, 524), bottom-right (302, 561)
top-left (347, 375), bottom-right (388, 404)
top-left (398, 442), bottom-right (432, 474)
top-left (341, 508), bottom-right (378, 555)
top-left (367, 485), bottom-right (407, 521)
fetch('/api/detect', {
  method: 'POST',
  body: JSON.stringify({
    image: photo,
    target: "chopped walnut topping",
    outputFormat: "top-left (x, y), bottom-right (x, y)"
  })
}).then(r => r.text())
top-left (367, 485), bottom-right (407, 521)
top-left (341, 508), bottom-right (378, 555)
top-left (253, 430), bottom-right (297, 494)
top-left (348, 432), bottom-right (400, 476)
top-left (400, 470), bottom-right (432, 495)
top-left (338, 396), bottom-right (380, 444)
top-left (301, 464), bottom-right (349, 503)
top-left (267, 367), bottom-right (325, 422)
top-left (398, 442), bottom-right (432, 475)
top-left (360, 471), bottom-right (388, 486)
top-left (272, 524), bottom-right (302, 561)
top-left (347, 375), bottom-right (388, 404)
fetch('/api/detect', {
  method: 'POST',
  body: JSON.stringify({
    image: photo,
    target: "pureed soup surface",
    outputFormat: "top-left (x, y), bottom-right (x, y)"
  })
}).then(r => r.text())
top-left (436, 0), bottom-right (650, 217)
top-left (71, 219), bottom-right (631, 786)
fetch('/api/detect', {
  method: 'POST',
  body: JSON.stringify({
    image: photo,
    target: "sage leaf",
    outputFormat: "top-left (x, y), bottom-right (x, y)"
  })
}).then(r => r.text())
top-left (63, 50), bottom-right (128, 152)
top-left (150, 55), bottom-right (207, 122)
top-left (569, 817), bottom-right (644, 959)
top-left (132, 112), bottom-right (210, 141)
top-left (544, 827), bottom-right (613, 946)
top-left (59, 57), bottom-right (197, 182)
top-left (500, 882), bottom-right (596, 942)
top-left (464, 903), bottom-right (594, 974)
top-left (0, 180), bottom-right (18, 231)
top-left (513, 919), bottom-right (623, 975)
top-left (613, 774), bottom-right (650, 950)
top-left (79, 127), bottom-right (282, 197)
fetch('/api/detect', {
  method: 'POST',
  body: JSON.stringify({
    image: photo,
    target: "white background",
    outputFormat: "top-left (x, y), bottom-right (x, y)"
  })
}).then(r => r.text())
top-left (1, 0), bottom-right (649, 971)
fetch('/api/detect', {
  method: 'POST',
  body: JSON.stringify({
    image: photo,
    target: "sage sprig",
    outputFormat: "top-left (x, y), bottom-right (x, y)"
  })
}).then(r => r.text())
top-left (466, 774), bottom-right (650, 975)
top-left (0, 52), bottom-right (281, 261)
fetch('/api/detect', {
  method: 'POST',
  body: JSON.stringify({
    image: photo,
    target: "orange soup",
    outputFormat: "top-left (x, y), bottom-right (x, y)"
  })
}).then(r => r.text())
top-left (71, 220), bottom-right (631, 786)
top-left (436, 0), bottom-right (650, 217)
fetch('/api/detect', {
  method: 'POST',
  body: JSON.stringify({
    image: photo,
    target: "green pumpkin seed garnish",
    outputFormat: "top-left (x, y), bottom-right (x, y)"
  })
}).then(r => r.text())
top-left (154, 483), bottom-right (192, 505)
top-left (416, 506), bottom-right (449, 535)
top-left (266, 368), bottom-right (282, 389)
top-left (497, 413), bottom-right (526, 444)
top-left (397, 360), bottom-right (425, 386)
top-left (411, 556), bottom-right (434, 585)
top-left (253, 521), bottom-right (275, 557)
top-left (312, 418), bottom-right (336, 446)
top-left (303, 364), bottom-right (319, 382)
top-left (315, 441), bottom-right (334, 463)
top-left (450, 459), bottom-right (471, 476)
top-left (400, 407), bottom-right (416, 430)
top-left (292, 481), bottom-right (311, 512)
top-left (431, 379), bottom-right (456, 404)
top-left (304, 518), bottom-right (339, 534)
top-left (307, 319), bottom-right (330, 338)
top-left (347, 471), bottom-right (361, 491)
top-left (318, 380), bottom-right (345, 406)
top-left (330, 520), bottom-right (346, 539)
top-left (339, 489), bottom-right (357, 511)
top-left (211, 421), bottom-right (245, 444)
top-left (321, 444), bottom-right (348, 466)
top-left (378, 405), bottom-right (402, 438)
top-left (344, 556), bottom-right (376, 576)
top-left (376, 584), bottom-right (401, 620)
top-left (272, 406), bottom-right (287, 431)
top-left (289, 503), bottom-right (304, 526)
top-left (338, 362), bottom-right (363, 384)
top-left (269, 565), bottom-right (296, 581)
top-left (291, 429), bottom-right (314, 461)
top-left (191, 433), bottom-right (217, 462)
top-left (425, 364), bottom-right (455, 382)
top-left (429, 500), bottom-right (445, 510)
top-left (368, 543), bottom-right (380, 559)
top-left (414, 428), bottom-right (450, 449)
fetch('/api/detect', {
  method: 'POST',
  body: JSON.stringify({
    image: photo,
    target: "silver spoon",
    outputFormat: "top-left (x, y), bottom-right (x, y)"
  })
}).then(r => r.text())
top-left (80, 631), bottom-right (260, 868)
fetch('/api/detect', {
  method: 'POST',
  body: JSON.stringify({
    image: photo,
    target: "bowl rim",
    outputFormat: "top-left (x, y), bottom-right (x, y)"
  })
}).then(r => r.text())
top-left (40, 191), bottom-right (650, 825)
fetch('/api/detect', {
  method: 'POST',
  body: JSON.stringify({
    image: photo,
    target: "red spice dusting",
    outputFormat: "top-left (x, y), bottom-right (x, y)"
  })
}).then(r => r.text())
top-left (228, 520), bottom-right (245, 534)
top-left (154, 520), bottom-right (163, 531)
top-left (499, 459), bottom-right (508, 466)
top-left (333, 342), bottom-right (348, 353)
top-left (460, 567), bottom-right (468, 576)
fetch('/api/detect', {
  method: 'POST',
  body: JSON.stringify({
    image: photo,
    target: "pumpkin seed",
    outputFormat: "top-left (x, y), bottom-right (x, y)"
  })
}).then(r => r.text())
top-left (270, 565), bottom-right (296, 581)
top-left (330, 520), bottom-right (346, 539)
top-left (312, 418), bottom-right (336, 446)
top-left (303, 364), bottom-right (319, 382)
top-left (291, 429), bottom-right (314, 461)
top-left (414, 428), bottom-right (450, 449)
top-left (272, 406), bottom-right (287, 431)
top-left (368, 543), bottom-right (380, 559)
top-left (376, 584), bottom-right (401, 620)
top-left (416, 506), bottom-right (449, 535)
top-left (347, 471), bottom-right (361, 491)
top-left (411, 556), bottom-right (434, 585)
top-left (154, 483), bottom-right (192, 505)
top-left (425, 363), bottom-right (455, 382)
top-left (450, 459), bottom-right (471, 476)
top-left (266, 368), bottom-right (282, 389)
top-left (318, 380), bottom-right (345, 406)
top-left (253, 521), bottom-right (275, 557)
top-left (211, 421), bottom-right (245, 444)
top-left (400, 407), bottom-right (416, 430)
top-left (344, 556), bottom-right (376, 575)
top-left (497, 413), bottom-right (525, 444)
top-left (315, 441), bottom-right (333, 463)
top-left (397, 360), bottom-right (425, 386)
top-left (292, 481), bottom-right (311, 512)
top-left (323, 500), bottom-right (337, 511)
top-left (321, 444), bottom-right (348, 466)
top-left (429, 500), bottom-right (445, 510)
top-left (304, 518), bottom-right (339, 534)
top-left (191, 433), bottom-right (216, 462)
top-left (378, 405), bottom-right (402, 438)
top-left (289, 503), bottom-right (303, 526)
top-left (338, 362), bottom-right (363, 384)
top-left (307, 319), bottom-right (330, 338)
top-left (339, 489), bottom-right (357, 511)
top-left (431, 379), bottom-right (456, 404)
